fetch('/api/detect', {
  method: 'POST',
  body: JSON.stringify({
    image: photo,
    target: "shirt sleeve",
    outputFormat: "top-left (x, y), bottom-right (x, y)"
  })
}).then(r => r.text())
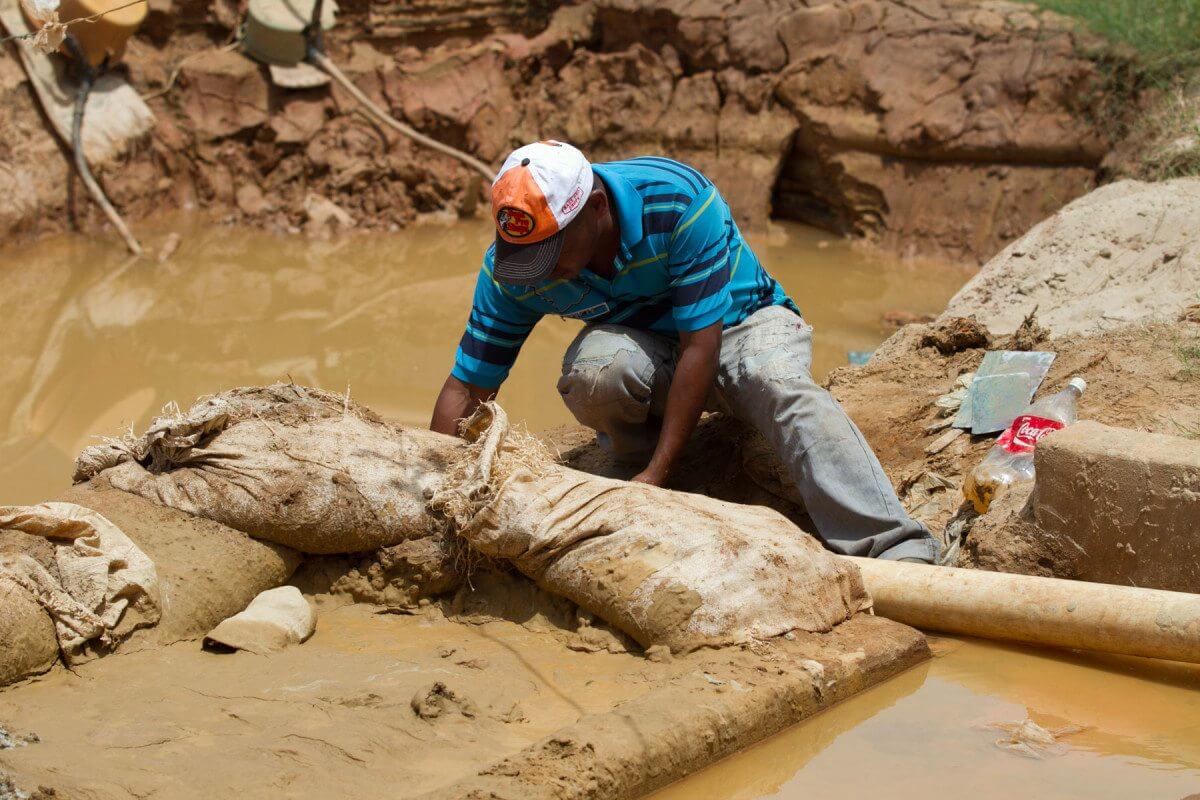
top-left (666, 185), bottom-right (733, 332)
top-left (451, 247), bottom-right (543, 389)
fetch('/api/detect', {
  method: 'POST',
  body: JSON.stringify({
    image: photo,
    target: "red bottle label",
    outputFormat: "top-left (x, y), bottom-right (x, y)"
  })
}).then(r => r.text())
top-left (996, 415), bottom-right (1065, 454)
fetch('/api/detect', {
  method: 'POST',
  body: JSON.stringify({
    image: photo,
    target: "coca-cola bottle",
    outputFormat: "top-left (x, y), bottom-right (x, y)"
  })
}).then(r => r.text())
top-left (963, 377), bottom-right (1086, 513)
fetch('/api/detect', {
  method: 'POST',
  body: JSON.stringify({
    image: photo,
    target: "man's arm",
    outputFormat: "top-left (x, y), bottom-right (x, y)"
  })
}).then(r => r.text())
top-left (430, 375), bottom-right (497, 436)
top-left (436, 248), bottom-right (543, 436)
top-left (638, 182), bottom-right (736, 486)
top-left (631, 321), bottom-right (721, 486)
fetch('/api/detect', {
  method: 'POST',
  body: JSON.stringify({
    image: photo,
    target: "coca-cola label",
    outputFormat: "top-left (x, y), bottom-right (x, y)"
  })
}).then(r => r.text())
top-left (996, 415), bottom-right (1064, 454)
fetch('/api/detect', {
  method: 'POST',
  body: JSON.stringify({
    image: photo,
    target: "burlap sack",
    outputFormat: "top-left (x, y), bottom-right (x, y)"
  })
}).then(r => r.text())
top-left (75, 385), bottom-right (463, 554)
top-left (432, 405), bottom-right (870, 653)
top-left (0, 532), bottom-right (59, 686)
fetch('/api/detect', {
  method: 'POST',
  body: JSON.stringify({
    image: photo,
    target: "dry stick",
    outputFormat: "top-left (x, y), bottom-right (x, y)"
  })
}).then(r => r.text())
top-left (307, 49), bottom-right (495, 183)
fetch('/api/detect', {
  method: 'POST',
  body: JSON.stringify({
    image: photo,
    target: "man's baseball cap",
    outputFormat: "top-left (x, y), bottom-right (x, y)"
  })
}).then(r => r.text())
top-left (491, 140), bottom-right (593, 285)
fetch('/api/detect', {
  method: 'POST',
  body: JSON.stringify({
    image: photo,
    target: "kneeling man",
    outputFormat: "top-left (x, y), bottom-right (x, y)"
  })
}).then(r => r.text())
top-left (431, 141), bottom-right (937, 563)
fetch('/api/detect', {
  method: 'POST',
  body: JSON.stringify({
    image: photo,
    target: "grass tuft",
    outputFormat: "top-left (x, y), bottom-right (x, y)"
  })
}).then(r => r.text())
top-left (1030, 0), bottom-right (1200, 76)
top-left (1028, 0), bottom-right (1200, 179)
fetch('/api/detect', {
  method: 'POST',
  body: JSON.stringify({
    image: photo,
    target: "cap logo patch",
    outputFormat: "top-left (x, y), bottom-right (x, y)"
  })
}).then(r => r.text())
top-left (560, 185), bottom-right (585, 215)
top-left (497, 206), bottom-right (535, 238)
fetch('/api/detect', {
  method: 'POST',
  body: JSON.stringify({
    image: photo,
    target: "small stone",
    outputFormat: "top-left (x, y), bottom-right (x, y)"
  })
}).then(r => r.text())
top-left (645, 644), bottom-right (673, 663)
top-left (925, 428), bottom-right (964, 455)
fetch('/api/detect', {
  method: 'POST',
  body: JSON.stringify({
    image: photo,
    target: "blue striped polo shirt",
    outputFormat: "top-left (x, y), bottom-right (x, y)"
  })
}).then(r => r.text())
top-left (452, 156), bottom-right (798, 389)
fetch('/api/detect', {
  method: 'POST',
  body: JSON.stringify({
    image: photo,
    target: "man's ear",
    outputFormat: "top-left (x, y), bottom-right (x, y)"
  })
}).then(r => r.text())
top-left (587, 188), bottom-right (608, 218)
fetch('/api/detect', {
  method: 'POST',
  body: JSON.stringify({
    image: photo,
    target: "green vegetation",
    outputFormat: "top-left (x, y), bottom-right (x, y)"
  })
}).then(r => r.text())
top-left (1029, 0), bottom-right (1200, 179)
top-left (1030, 0), bottom-right (1200, 74)
top-left (1177, 340), bottom-right (1200, 380)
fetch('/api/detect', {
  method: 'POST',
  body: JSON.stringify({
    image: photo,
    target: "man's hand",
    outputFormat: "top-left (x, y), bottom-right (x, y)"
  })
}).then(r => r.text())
top-left (636, 321), bottom-right (722, 486)
top-left (430, 375), bottom-right (496, 437)
top-left (630, 465), bottom-right (668, 487)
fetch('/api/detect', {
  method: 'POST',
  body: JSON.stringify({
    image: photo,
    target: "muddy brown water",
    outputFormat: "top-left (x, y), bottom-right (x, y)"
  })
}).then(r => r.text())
top-left (652, 638), bottom-right (1200, 800)
top-left (0, 216), bottom-right (967, 505)
top-left (3, 219), bottom-right (1198, 797)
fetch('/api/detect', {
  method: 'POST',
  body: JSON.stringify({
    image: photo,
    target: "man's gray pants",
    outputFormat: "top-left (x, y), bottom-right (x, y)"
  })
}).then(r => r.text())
top-left (556, 304), bottom-right (938, 562)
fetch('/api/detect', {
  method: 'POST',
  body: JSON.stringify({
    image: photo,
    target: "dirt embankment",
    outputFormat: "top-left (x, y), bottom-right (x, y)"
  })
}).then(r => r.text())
top-left (1, 0), bottom-right (1125, 262)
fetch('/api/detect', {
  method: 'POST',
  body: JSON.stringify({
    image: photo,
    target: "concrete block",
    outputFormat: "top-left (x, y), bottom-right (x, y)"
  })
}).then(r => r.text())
top-left (1033, 421), bottom-right (1200, 592)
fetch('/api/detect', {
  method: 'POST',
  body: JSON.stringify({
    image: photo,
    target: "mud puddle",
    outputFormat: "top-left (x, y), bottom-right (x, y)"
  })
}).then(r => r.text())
top-left (0, 217), bottom-right (969, 505)
top-left (652, 638), bottom-right (1200, 800)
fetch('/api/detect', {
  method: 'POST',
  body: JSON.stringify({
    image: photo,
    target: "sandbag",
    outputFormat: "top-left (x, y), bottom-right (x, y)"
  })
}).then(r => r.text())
top-left (0, 532), bottom-right (59, 686)
top-left (432, 405), bottom-right (870, 652)
top-left (0, 502), bottom-right (160, 663)
top-left (74, 385), bottom-right (463, 554)
top-left (56, 482), bottom-right (303, 645)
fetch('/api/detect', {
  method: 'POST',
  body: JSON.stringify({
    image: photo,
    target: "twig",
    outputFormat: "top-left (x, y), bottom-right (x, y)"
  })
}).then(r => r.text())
top-left (141, 41), bottom-right (240, 101)
top-left (307, 49), bottom-right (495, 182)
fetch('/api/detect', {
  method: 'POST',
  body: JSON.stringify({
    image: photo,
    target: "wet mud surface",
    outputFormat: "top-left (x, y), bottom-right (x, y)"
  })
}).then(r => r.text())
top-left (0, 596), bottom-right (925, 799)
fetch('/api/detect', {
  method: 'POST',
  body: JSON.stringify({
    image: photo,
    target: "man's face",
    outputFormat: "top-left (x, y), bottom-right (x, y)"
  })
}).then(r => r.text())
top-left (547, 193), bottom-right (604, 281)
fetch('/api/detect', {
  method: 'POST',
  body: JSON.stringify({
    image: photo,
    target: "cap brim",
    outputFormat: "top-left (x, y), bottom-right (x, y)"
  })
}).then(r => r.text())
top-left (493, 232), bottom-right (564, 286)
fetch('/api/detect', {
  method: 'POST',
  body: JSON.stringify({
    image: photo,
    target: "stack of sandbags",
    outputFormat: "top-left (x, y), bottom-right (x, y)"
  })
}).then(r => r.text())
top-left (73, 386), bottom-right (869, 654)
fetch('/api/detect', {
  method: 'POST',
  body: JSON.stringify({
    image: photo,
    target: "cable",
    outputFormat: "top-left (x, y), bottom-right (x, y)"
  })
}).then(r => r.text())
top-left (66, 36), bottom-right (144, 256)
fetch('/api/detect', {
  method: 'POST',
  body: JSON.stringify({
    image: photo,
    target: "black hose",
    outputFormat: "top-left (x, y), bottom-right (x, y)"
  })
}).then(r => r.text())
top-left (306, 0), bottom-right (325, 54)
top-left (63, 35), bottom-right (143, 256)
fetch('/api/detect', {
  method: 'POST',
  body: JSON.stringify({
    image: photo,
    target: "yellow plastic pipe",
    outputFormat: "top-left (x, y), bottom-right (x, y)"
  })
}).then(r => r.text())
top-left (844, 557), bottom-right (1200, 664)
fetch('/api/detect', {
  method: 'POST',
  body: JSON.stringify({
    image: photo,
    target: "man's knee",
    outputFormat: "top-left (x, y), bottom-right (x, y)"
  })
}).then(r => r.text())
top-left (558, 349), bottom-right (653, 421)
top-left (558, 328), bottom-right (657, 424)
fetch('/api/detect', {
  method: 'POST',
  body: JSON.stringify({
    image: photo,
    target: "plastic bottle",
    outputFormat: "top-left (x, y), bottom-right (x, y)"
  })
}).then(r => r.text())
top-left (963, 377), bottom-right (1086, 514)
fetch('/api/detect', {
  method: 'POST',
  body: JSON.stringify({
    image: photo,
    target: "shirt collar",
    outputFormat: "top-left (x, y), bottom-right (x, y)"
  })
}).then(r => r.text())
top-left (591, 164), bottom-right (642, 263)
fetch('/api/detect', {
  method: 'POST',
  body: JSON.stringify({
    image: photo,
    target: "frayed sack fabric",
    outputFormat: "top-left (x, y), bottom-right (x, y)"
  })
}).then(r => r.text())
top-left (432, 404), bottom-right (870, 653)
top-left (75, 385), bottom-right (465, 554)
top-left (0, 502), bottom-right (160, 665)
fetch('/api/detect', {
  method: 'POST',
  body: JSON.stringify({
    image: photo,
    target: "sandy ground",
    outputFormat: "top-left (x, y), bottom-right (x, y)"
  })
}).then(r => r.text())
top-left (0, 588), bottom-right (924, 799)
top-left (942, 178), bottom-right (1200, 335)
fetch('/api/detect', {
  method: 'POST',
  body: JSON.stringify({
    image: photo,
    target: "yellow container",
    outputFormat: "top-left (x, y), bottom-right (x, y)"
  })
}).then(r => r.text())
top-left (55, 0), bottom-right (147, 67)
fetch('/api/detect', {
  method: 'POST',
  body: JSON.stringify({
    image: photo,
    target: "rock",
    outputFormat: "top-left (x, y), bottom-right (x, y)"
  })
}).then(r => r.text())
top-left (924, 428), bottom-right (963, 455)
top-left (411, 682), bottom-right (477, 720)
top-left (590, 0), bottom-right (1114, 262)
top-left (303, 193), bottom-right (356, 236)
top-left (179, 50), bottom-right (269, 141)
top-left (270, 93), bottom-right (329, 145)
top-left (204, 586), bottom-right (316, 655)
top-left (235, 183), bottom-right (267, 216)
top-left (383, 50), bottom-right (517, 163)
top-left (921, 316), bottom-right (992, 354)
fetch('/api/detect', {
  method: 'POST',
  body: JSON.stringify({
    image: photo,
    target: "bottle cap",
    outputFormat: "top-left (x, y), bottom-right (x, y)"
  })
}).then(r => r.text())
top-left (1067, 376), bottom-right (1087, 394)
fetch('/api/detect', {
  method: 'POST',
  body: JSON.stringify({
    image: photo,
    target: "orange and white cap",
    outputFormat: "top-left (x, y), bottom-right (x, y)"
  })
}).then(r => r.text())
top-left (491, 140), bottom-right (593, 284)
